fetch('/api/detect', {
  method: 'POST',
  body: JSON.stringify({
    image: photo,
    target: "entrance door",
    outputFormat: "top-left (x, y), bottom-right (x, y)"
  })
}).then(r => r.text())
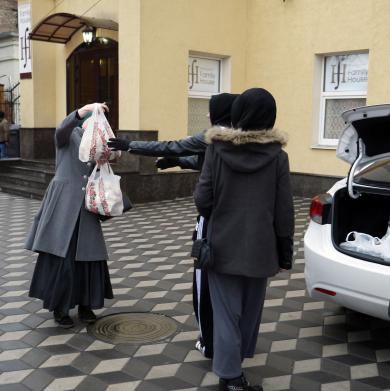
top-left (67, 39), bottom-right (118, 130)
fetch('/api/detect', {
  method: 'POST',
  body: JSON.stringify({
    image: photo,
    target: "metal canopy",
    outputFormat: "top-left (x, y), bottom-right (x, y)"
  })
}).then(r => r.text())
top-left (29, 13), bottom-right (118, 44)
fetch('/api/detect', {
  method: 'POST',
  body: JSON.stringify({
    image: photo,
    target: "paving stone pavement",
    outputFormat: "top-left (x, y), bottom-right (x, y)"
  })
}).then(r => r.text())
top-left (1, 192), bottom-right (390, 391)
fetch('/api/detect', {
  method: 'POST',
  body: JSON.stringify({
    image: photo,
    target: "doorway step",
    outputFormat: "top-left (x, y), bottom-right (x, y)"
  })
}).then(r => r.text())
top-left (0, 159), bottom-right (54, 199)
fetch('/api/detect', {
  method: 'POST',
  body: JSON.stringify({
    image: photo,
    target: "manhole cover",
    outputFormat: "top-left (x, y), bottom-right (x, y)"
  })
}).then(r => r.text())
top-left (87, 312), bottom-right (179, 344)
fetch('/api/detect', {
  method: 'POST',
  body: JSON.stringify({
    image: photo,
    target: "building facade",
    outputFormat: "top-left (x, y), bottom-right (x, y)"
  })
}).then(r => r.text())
top-left (0, 0), bottom-right (19, 124)
top-left (17, 0), bottom-right (390, 183)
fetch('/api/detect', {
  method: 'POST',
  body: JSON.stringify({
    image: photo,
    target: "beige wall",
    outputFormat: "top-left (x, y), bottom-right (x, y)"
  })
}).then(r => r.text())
top-left (131, 0), bottom-right (248, 139)
top-left (20, 0), bottom-right (55, 128)
top-left (20, 0), bottom-right (119, 128)
top-left (20, 0), bottom-right (390, 177)
top-left (118, 0), bottom-right (141, 130)
top-left (21, 0), bottom-right (247, 140)
top-left (246, 0), bottom-right (390, 177)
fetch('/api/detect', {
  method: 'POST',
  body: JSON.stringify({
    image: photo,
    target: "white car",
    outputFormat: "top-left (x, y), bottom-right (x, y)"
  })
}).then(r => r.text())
top-left (304, 104), bottom-right (390, 321)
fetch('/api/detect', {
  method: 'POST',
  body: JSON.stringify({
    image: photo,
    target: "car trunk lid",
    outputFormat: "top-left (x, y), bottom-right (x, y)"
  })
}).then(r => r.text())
top-left (336, 104), bottom-right (390, 198)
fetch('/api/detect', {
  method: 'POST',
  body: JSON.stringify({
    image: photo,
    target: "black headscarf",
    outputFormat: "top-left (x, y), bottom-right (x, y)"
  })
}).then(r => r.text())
top-left (209, 93), bottom-right (238, 127)
top-left (231, 88), bottom-right (276, 131)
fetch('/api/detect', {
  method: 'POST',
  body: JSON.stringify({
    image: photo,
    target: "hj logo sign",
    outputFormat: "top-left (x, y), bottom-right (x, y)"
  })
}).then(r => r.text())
top-left (326, 54), bottom-right (368, 92)
top-left (188, 59), bottom-right (200, 90)
top-left (20, 27), bottom-right (31, 70)
top-left (330, 56), bottom-right (347, 90)
top-left (18, 3), bottom-right (32, 77)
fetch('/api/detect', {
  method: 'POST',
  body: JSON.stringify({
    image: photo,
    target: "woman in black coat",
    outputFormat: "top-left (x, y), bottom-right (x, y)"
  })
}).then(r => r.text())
top-left (107, 93), bottom-right (238, 171)
top-left (108, 93), bottom-right (238, 358)
top-left (194, 88), bottom-right (294, 391)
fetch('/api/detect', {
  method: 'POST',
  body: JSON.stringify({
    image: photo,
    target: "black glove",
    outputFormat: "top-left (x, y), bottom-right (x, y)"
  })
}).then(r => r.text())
top-left (277, 236), bottom-right (293, 271)
top-left (108, 138), bottom-right (131, 151)
top-left (155, 157), bottom-right (180, 170)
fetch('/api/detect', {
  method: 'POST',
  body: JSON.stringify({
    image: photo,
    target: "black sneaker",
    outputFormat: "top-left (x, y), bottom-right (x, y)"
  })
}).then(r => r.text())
top-left (53, 309), bottom-right (74, 329)
top-left (219, 374), bottom-right (263, 391)
top-left (78, 305), bottom-right (97, 324)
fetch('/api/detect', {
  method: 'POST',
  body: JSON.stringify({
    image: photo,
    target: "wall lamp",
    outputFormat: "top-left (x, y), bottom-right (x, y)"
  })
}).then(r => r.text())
top-left (82, 25), bottom-right (96, 44)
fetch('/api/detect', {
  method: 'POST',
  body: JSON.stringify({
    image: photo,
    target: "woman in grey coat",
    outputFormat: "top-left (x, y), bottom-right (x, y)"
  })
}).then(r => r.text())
top-left (26, 103), bottom-right (113, 328)
top-left (194, 88), bottom-right (294, 391)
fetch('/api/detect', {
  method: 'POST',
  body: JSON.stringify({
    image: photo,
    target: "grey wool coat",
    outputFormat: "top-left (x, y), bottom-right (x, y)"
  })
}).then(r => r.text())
top-left (25, 111), bottom-right (108, 261)
top-left (194, 127), bottom-right (295, 278)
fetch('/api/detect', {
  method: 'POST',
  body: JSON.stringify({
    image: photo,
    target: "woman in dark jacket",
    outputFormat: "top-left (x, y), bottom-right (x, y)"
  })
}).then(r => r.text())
top-left (26, 103), bottom-right (114, 328)
top-left (108, 93), bottom-right (238, 358)
top-left (194, 88), bottom-right (294, 391)
top-left (107, 93), bottom-right (238, 171)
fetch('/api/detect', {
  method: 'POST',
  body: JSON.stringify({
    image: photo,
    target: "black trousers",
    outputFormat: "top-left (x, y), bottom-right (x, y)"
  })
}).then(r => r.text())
top-left (192, 216), bottom-right (214, 358)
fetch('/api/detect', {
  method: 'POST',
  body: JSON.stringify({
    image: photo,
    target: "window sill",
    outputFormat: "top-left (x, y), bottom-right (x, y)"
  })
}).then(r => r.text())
top-left (311, 144), bottom-right (337, 150)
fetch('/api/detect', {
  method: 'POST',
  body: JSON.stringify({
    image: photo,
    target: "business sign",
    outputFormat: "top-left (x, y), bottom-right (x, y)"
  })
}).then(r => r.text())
top-left (324, 53), bottom-right (368, 92)
top-left (18, 3), bottom-right (32, 79)
top-left (188, 57), bottom-right (220, 94)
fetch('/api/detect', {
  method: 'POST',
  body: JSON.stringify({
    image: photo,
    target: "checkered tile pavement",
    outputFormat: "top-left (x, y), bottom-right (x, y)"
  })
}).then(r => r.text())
top-left (1, 192), bottom-right (390, 391)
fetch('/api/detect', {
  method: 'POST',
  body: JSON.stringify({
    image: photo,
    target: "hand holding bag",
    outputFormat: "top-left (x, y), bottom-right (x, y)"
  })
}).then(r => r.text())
top-left (85, 162), bottom-right (124, 217)
top-left (79, 103), bottom-right (121, 163)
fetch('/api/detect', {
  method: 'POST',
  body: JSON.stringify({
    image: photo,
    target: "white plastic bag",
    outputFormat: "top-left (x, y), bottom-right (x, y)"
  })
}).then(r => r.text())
top-left (340, 231), bottom-right (382, 257)
top-left (85, 163), bottom-right (124, 217)
top-left (79, 104), bottom-right (121, 163)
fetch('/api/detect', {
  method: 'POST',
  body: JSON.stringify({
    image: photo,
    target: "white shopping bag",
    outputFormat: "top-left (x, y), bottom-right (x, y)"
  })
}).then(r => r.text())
top-left (85, 163), bottom-right (124, 217)
top-left (79, 103), bottom-right (121, 163)
top-left (340, 231), bottom-right (382, 257)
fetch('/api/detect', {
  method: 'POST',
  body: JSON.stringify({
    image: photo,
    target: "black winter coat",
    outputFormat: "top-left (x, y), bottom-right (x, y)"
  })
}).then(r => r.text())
top-left (194, 127), bottom-right (294, 278)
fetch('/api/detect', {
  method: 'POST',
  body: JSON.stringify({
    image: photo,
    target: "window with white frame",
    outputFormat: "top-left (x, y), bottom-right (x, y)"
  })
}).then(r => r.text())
top-left (319, 52), bottom-right (368, 146)
top-left (187, 56), bottom-right (223, 135)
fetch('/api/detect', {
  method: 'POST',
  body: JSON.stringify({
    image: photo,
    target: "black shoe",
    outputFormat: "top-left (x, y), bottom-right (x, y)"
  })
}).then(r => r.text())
top-left (53, 309), bottom-right (74, 329)
top-left (78, 305), bottom-right (97, 324)
top-left (219, 374), bottom-right (263, 391)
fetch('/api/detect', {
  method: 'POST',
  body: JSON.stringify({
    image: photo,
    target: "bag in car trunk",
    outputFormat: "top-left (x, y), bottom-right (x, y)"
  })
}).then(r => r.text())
top-left (332, 188), bottom-right (390, 264)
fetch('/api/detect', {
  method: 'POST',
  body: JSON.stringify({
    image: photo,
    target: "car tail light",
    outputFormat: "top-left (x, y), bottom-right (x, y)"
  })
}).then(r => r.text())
top-left (309, 193), bottom-right (332, 224)
top-left (315, 287), bottom-right (336, 296)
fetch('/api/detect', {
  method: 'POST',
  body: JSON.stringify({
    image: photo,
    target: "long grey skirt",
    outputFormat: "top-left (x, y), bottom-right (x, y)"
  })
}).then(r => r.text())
top-left (29, 217), bottom-right (113, 312)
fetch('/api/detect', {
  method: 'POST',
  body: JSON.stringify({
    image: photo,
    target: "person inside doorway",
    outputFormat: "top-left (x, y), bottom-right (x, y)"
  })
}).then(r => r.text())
top-left (194, 88), bottom-right (294, 391)
top-left (26, 103), bottom-right (114, 328)
top-left (0, 111), bottom-right (10, 159)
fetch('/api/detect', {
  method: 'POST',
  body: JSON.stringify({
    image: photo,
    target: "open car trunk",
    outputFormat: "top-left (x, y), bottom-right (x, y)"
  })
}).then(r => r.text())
top-left (332, 188), bottom-right (390, 265)
top-left (332, 104), bottom-right (390, 265)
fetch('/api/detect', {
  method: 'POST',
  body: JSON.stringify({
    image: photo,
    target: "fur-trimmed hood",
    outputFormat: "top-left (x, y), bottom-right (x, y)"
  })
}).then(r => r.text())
top-left (205, 127), bottom-right (288, 146)
top-left (205, 127), bottom-right (288, 173)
